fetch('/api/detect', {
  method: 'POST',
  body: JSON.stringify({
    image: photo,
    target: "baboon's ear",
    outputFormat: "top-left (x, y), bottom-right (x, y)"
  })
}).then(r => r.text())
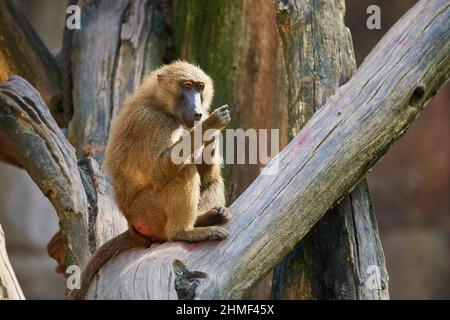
top-left (157, 74), bottom-right (166, 81)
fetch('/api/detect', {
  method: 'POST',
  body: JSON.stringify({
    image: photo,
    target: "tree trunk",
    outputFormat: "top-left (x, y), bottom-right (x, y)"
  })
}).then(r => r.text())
top-left (65, 0), bottom-right (168, 266)
top-left (173, 0), bottom-right (288, 202)
top-left (68, 0), bottom-right (167, 164)
top-left (272, 0), bottom-right (389, 299)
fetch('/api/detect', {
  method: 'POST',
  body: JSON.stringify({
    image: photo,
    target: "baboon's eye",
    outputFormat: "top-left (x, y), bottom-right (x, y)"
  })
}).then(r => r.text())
top-left (196, 82), bottom-right (205, 90)
top-left (183, 81), bottom-right (193, 89)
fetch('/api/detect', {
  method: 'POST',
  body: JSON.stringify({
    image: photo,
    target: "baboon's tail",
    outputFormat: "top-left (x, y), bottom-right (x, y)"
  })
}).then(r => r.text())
top-left (69, 228), bottom-right (153, 300)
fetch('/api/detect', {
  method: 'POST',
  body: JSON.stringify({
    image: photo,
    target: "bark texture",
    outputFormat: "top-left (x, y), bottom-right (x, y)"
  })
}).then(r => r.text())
top-left (64, 0), bottom-right (167, 264)
top-left (68, 0), bottom-right (167, 163)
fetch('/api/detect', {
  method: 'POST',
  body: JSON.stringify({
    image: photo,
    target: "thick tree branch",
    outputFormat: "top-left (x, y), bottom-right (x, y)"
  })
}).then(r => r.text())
top-left (0, 0), bottom-right (63, 126)
top-left (85, 0), bottom-right (449, 299)
top-left (0, 77), bottom-right (90, 268)
top-left (0, 223), bottom-right (24, 300)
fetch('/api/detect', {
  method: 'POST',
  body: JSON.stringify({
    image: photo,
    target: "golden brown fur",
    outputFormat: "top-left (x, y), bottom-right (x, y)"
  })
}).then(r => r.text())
top-left (70, 61), bottom-right (231, 299)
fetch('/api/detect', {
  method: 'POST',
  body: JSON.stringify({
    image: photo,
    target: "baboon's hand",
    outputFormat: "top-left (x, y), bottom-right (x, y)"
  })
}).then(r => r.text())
top-left (204, 105), bottom-right (231, 130)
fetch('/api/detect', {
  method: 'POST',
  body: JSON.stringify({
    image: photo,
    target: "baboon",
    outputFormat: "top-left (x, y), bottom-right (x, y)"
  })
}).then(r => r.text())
top-left (70, 61), bottom-right (231, 299)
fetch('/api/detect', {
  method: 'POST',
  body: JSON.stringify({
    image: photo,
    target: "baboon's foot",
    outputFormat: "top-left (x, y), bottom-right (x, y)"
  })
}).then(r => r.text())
top-left (173, 226), bottom-right (229, 242)
top-left (195, 207), bottom-right (231, 227)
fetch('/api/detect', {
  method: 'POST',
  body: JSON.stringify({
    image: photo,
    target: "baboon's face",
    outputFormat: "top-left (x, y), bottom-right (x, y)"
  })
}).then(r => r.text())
top-left (156, 62), bottom-right (213, 128)
top-left (177, 80), bottom-right (205, 128)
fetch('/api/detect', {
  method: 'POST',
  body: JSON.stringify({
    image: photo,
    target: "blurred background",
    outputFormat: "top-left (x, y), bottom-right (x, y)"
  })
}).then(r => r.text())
top-left (0, 0), bottom-right (448, 299)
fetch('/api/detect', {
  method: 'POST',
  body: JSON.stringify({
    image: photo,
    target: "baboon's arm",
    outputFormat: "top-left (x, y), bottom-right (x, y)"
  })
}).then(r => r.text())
top-left (196, 137), bottom-right (221, 188)
top-left (153, 106), bottom-right (230, 185)
top-left (153, 124), bottom-right (207, 185)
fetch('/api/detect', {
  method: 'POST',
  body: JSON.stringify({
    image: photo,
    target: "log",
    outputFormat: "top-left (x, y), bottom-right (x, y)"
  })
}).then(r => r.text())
top-left (0, 0), bottom-right (63, 126)
top-left (0, 223), bottom-right (25, 300)
top-left (84, 0), bottom-right (448, 299)
top-left (67, 0), bottom-right (167, 163)
top-left (272, 0), bottom-right (389, 299)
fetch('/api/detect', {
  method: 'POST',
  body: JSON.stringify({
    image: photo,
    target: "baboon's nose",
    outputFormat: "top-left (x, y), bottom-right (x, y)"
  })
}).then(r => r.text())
top-left (194, 113), bottom-right (203, 121)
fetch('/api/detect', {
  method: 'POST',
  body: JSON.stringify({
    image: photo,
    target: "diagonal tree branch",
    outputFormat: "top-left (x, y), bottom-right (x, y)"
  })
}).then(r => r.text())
top-left (0, 0), bottom-right (63, 127)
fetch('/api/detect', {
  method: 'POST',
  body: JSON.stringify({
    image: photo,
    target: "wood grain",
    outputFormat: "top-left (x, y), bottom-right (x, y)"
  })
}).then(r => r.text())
top-left (0, 77), bottom-right (90, 268)
top-left (68, 0), bottom-right (167, 163)
top-left (0, 76), bottom-right (128, 271)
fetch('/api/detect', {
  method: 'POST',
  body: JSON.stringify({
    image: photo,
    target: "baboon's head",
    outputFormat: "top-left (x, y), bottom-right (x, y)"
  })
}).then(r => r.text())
top-left (148, 61), bottom-right (214, 128)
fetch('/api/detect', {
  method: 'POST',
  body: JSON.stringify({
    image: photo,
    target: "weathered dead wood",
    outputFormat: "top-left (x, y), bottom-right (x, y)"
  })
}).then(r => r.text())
top-left (68, 0), bottom-right (167, 162)
top-left (60, 0), bottom-right (166, 269)
top-left (84, 0), bottom-right (449, 299)
top-left (0, 223), bottom-right (24, 300)
top-left (0, 77), bottom-right (90, 268)
top-left (0, 0), bottom-right (63, 126)
top-left (272, 0), bottom-right (389, 299)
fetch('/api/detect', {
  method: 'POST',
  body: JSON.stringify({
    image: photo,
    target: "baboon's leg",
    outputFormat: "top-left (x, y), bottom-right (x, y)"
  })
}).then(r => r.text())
top-left (195, 207), bottom-right (231, 227)
top-left (172, 226), bottom-right (229, 242)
